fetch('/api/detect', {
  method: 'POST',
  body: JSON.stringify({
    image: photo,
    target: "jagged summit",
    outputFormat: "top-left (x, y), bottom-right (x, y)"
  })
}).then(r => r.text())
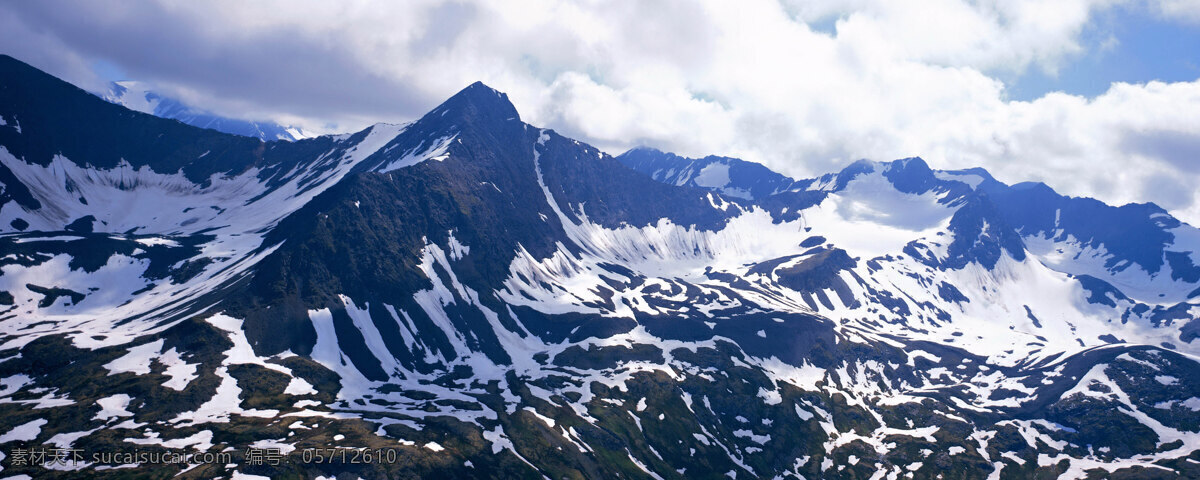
top-left (344, 82), bottom-right (528, 175)
top-left (426, 80), bottom-right (521, 126)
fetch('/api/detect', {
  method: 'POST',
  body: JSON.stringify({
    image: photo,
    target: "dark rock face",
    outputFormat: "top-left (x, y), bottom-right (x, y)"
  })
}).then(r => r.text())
top-left (0, 55), bottom-right (262, 182)
top-left (1, 54), bottom-right (1200, 479)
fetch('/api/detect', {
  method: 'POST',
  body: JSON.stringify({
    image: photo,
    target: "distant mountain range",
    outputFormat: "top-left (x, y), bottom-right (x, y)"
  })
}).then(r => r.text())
top-left (2, 53), bottom-right (1200, 479)
top-left (617, 147), bottom-right (1200, 304)
top-left (101, 80), bottom-right (309, 141)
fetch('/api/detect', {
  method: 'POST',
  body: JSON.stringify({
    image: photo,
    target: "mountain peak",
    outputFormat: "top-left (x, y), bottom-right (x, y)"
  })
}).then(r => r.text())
top-left (429, 81), bottom-right (520, 125)
top-left (626, 145), bottom-right (665, 155)
top-left (889, 156), bottom-right (930, 170)
top-left (463, 80), bottom-right (499, 94)
top-left (348, 82), bottom-right (527, 174)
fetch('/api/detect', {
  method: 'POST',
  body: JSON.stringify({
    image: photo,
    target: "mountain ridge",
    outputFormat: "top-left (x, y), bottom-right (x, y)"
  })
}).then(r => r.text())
top-left (102, 79), bottom-right (309, 142)
top-left (620, 146), bottom-right (1200, 301)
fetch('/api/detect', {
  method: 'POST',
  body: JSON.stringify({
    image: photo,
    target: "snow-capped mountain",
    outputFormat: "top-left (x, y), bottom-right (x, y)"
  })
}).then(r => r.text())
top-left (621, 148), bottom-right (1200, 312)
top-left (2, 53), bottom-right (1200, 479)
top-left (102, 80), bottom-right (309, 141)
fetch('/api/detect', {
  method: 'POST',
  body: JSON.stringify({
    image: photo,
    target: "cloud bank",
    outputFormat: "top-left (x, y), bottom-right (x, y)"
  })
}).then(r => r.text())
top-left (2, 0), bottom-right (1199, 222)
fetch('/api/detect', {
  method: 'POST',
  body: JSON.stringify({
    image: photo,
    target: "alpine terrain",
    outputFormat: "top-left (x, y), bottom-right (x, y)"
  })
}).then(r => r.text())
top-left (102, 80), bottom-right (309, 142)
top-left (2, 54), bottom-right (1200, 479)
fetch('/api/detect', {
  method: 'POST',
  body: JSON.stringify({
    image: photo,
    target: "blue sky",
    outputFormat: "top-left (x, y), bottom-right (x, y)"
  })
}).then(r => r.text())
top-left (1, 0), bottom-right (1199, 223)
top-left (1005, 3), bottom-right (1200, 101)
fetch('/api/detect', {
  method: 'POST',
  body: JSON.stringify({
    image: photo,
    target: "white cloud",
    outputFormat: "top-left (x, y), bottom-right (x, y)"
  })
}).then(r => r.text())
top-left (4, 0), bottom-right (1200, 222)
top-left (787, 0), bottom-right (1113, 74)
top-left (1157, 0), bottom-right (1200, 23)
top-left (0, 8), bottom-right (107, 93)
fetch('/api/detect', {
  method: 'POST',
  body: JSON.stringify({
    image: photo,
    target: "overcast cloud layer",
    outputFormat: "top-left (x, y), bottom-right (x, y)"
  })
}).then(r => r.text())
top-left (3, 0), bottom-right (1200, 223)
